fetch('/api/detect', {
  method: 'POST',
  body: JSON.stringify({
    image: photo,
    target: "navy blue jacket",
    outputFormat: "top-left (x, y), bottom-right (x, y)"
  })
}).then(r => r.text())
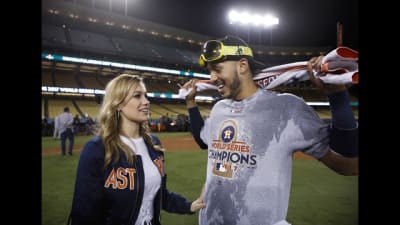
top-left (70, 135), bottom-right (193, 225)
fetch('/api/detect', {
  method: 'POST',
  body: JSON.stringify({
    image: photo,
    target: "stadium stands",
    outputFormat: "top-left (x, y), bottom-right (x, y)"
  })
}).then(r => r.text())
top-left (41, 0), bottom-right (358, 136)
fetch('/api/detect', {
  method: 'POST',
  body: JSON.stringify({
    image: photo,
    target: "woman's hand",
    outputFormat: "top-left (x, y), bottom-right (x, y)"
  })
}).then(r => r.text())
top-left (190, 183), bottom-right (206, 212)
top-left (190, 196), bottom-right (206, 212)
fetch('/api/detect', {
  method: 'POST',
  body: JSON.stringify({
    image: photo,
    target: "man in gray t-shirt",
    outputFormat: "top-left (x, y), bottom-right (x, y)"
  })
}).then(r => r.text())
top-left (184, 36), bottom-right (358, 225)
top-left (57, 106), bottom-right (75, 156)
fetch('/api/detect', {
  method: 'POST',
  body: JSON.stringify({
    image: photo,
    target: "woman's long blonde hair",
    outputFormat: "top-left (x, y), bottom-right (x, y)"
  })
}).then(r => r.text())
top-left (97, 74), bottom-right (162, 168)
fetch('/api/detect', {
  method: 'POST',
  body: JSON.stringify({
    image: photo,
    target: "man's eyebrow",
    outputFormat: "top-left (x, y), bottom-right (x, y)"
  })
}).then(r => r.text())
top-left (210, 63), bottom-right (222, 70)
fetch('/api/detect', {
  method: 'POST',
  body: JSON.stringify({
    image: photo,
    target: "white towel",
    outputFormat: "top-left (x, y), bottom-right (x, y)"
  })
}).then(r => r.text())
top-left (177, 80), bottom-right (218, 99)
top-left (254, 46), bottom-right (358, 89)
top-left (177, 47), bottom-right (358, 98)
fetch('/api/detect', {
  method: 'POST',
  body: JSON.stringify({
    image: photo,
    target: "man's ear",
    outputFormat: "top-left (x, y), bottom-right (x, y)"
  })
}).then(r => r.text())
top-left (237, 58), bottom-right (250, 74)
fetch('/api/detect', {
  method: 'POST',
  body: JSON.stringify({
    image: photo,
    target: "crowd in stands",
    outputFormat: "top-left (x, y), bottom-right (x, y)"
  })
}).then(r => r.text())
top-left (148, 113), bottom-right (190, 132)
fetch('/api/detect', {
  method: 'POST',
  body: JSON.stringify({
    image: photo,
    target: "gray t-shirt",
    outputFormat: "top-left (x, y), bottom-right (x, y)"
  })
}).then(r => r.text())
top-left (199, 88), bottom-right (329, 225)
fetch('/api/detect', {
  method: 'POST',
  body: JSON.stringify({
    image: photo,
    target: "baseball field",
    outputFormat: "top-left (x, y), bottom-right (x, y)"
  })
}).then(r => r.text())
top-left (42, 132), bottom-right (358, 225)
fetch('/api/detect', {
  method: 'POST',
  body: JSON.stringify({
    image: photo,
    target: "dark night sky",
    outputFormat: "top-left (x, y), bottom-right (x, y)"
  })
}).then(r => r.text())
top-left (124, 0), bottom-right (358, 49)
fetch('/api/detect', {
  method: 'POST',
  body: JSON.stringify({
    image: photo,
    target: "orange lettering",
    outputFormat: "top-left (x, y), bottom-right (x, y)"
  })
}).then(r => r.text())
top-left (116, 168), bottom-right (128, 189)
top-left (126, 168), bottom-right (136, 190)
top-left (104, 168), bottom-right (117, 189)
top-left (105, 167), bottom-right (136, 190)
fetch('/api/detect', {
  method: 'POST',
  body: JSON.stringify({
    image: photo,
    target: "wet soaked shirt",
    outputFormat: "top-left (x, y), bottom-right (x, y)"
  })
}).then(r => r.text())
top-left (199, 89), bottom-right (329, 225)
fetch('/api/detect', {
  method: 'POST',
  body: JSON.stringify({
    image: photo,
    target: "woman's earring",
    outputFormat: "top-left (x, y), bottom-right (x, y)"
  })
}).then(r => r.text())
top-left (116, 110), bottom-right (120, 123)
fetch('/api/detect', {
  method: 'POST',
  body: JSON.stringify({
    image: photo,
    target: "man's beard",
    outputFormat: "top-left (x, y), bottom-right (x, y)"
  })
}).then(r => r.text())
top-left (225, 70), bottom-right (241, 100)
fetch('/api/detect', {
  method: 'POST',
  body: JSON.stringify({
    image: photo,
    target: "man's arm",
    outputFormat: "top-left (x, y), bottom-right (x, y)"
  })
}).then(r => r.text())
top-left (321, 90), bottom-right (358, 175)
top-left (188, 107), bottom-right (208, 149)
top-left (307, 56), bottom-right (358, 175)
top-left (327, 91), bottom-right (358, 157)
top-left (184, 79), bottom-right (208, 149)
top-left (319, 150), bottom-right (358, 175)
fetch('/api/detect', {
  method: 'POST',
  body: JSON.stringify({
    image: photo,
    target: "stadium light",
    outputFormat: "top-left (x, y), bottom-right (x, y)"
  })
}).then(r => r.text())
top-left (228, 9), bottom-right (279, 46)
top-left (228, 10), bottom-right (279, 27)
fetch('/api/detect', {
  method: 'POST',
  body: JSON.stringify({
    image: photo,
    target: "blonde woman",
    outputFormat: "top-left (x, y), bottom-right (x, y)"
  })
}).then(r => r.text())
top-left (70, 74), bottom-right (205, 225)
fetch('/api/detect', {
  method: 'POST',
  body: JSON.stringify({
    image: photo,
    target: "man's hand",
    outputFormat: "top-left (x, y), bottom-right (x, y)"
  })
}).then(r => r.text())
top-left (183, 79), bottom-right (198, 108)
top-left (307, 56), bottom-right (348, 95)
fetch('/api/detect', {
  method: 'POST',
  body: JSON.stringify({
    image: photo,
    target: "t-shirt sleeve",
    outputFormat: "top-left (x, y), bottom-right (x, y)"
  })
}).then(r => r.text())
top-left (289, 95), bottom-right (330, 159)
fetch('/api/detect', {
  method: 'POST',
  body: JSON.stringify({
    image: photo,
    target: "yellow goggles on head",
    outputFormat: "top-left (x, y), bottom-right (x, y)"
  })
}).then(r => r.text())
top-left (199, 40), bottom-right (254, 67)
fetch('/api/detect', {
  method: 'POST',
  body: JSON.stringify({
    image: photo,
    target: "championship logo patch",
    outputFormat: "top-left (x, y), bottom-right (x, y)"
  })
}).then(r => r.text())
top-left (210, 120), bottom-right (256, 179)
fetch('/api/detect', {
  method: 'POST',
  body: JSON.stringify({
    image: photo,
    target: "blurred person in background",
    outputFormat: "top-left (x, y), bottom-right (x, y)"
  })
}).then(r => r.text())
top-left (73, 114), bottom-right (80, 135)
top-left (70, 74), bottom-right (205, 225)
top-left (57, 106), bottom-right (74, 156)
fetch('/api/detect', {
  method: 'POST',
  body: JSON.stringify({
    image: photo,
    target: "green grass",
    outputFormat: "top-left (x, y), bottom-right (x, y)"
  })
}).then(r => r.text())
top-left (42, 135), bottom-right (95, 149)
top-left (287, 160), bottom-right (358, 225)
top-left (42, 134), bottom-right (358, 225)
top-left (42, 154), bottom-right (80, 225)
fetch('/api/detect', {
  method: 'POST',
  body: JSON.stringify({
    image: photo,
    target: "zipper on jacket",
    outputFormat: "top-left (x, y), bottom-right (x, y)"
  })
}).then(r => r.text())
top-left (128, 156), bottom-right (144, 224)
